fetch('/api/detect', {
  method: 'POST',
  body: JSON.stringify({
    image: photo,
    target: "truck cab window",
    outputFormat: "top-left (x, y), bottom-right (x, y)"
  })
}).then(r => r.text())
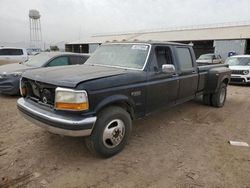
top-left (176, 47), bottom-right (193, 71)
top-left (155, 47), bottom-right (173, 71)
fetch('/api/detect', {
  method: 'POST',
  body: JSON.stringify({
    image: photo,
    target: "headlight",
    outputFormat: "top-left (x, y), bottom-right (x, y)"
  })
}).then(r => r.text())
top-left (55, 87), bottom-right (89, 111)
top-left (243, 70), bottom-right (249, 75)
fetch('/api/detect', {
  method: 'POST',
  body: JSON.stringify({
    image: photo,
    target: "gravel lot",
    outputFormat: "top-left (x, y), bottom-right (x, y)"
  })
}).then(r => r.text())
top-left (0, 85), bottom-right (250, 188)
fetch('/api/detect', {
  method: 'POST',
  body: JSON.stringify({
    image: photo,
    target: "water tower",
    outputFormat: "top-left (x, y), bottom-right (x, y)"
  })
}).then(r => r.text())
top-left (29, 9), bottom-right (42, 49)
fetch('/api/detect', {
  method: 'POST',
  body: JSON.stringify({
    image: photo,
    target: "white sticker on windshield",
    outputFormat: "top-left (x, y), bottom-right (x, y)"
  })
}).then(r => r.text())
top-left (131, 45), bottom-right (148, 51)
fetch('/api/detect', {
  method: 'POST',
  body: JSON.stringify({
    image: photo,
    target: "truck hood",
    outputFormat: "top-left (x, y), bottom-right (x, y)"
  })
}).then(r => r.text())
top-left (0, 63), bottom-right (34, 74)
top-left (22, 64), bottom-right (128, 88)
top-left (229, 65), bottom-right (250, 70)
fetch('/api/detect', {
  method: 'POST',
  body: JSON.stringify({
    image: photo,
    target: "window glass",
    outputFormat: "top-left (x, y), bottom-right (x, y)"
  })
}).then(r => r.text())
top-left (0, 49), bottom-right (23, 56)
top-left (155, 47), bottom-right (173, 70)
top-left (79, 56), bottom-right (88, 64)
top-left (69, 56), bottom-right (89, 65)
top-left (86, 44), bottom-right (150, 69)
top-left (48, 56), bottom-right (69, 67)
top-left (226, 57), bottom-right (250, 66)
top-left (176, 48), bottom-right (193, 71)
top-left (69, 56), bottom-right (80, 65)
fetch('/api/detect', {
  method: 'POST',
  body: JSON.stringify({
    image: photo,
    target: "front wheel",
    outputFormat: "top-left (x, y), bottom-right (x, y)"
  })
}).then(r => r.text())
top-left (211, 83), bottom-right (227, 107)
top-left (85, 106), bottom-right (132, 158)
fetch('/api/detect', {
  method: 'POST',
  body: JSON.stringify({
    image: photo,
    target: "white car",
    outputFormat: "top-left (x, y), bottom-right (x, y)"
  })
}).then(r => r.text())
top-left (226, 55), bottom-right (250, 84)
top-left (0, 47), bottom-right (28, 65)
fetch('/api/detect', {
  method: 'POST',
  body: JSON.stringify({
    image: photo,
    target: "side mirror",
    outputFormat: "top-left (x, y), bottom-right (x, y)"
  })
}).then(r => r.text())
top-left (162, 64), bottom-right (176, 75)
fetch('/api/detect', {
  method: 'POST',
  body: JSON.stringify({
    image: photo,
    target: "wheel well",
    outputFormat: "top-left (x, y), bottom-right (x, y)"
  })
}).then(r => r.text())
top-left (222, 78), bottom-right (229, 85)
top-left (98, 101), bottom-right (135, 120)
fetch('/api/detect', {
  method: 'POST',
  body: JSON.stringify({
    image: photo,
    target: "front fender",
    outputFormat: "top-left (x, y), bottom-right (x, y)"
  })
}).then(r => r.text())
top-left (94, 94), bottom-right (136, 114)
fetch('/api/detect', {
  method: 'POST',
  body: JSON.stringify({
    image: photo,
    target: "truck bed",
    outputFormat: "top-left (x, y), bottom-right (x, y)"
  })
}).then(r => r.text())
top-left (196, 63), bottom-right (230, 94)
top-left (198, 63), bottom-right (229, 72)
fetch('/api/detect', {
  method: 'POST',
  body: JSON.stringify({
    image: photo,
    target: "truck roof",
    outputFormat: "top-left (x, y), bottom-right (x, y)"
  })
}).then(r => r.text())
top-left (105, 41), bottom-right (191, 47)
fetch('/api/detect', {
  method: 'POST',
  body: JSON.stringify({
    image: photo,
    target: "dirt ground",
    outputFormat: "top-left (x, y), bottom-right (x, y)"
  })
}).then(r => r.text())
top-left (0, 85), bottom-right (250, 188)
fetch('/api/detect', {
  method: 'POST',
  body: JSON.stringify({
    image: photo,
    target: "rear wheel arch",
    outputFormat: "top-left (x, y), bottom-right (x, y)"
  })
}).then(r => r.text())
top-left (222, 78), bottom-right (230, 85)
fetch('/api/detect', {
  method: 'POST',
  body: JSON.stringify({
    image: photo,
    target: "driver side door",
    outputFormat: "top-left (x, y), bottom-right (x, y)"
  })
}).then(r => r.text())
top-left (146, 46), bottom-right (179, 114)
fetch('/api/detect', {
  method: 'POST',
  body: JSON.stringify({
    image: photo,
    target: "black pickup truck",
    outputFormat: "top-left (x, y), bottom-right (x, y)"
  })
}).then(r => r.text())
top-left (17, 42), bottom-right (231, 157)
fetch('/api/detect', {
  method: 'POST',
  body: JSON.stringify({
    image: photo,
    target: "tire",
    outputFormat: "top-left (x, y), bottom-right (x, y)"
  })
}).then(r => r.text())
top-left (203, 94), bottom-right (212, 106)
top-left (211, 83), bottom-right (227, 107)
top-left (85, 106), bottom-right (132, 158)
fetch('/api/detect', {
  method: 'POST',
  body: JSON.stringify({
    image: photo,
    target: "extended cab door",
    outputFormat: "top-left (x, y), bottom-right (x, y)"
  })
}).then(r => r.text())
top-left (146, 46), bottom-right (179, 113)
top-left (174, 47), bottom-right (198, 102)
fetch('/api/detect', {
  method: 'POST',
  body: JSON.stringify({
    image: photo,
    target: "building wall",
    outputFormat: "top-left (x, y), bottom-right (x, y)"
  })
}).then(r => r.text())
top-left (214, 40), bottom-right (246, 60)
top-left (65, 44), bottom-right (89, 53)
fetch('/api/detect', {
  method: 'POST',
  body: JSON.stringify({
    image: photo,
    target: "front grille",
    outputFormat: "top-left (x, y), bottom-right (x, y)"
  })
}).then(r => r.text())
top-left (231, 70), bottom-right (244, 75)
top-left (23, 78), bottom-right (56, 106)
top-left (231, 78), bottom-right (245, 82)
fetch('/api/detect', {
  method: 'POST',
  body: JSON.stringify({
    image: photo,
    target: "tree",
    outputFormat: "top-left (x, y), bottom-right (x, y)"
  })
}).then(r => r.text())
top-left (50, 46), bottom-right (59, 51)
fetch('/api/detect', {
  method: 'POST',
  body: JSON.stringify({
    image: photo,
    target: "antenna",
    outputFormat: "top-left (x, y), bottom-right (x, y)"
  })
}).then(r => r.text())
top-left (29, 9), bottom-right (42, 49)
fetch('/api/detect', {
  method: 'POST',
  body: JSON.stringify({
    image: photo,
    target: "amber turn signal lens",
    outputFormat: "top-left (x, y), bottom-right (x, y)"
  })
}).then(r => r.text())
top-left (55, 102), bottom-right (89, 111)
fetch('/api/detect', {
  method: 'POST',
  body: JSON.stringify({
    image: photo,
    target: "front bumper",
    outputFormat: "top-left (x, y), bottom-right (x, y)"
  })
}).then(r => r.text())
top-left (17, 98), bottom-right (97, 137)
top-left (230, 74), bottom-right (250, 84)
top-left (0, 76), bottom-right (20, 95)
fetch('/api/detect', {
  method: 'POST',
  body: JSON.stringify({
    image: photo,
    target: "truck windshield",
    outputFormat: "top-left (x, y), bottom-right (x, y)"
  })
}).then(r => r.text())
top-left (226, 57), bottom-right (250, 66)
top-left (86, 44), bottom-right (150, 70)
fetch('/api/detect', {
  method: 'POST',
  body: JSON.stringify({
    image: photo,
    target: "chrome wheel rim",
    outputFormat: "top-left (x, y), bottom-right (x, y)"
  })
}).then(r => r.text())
top-left (220, 88), bottom-right (226, 104)
top-left (102, 119), bottom-right (125, 149)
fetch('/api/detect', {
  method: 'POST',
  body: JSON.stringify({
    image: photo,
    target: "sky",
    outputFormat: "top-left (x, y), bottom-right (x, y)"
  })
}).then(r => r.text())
top-left (0, 0), bottom-right (250, 46)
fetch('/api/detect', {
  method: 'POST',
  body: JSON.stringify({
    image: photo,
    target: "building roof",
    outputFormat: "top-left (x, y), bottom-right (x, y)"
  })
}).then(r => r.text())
top-left (67, 38), bottom-right (102, 45)
top-left (67, 21), bottom-right (250, 45)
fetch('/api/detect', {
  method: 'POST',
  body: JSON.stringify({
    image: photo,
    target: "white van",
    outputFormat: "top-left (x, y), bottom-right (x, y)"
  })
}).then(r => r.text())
top-left (0, 47), bottom-right (28, 65)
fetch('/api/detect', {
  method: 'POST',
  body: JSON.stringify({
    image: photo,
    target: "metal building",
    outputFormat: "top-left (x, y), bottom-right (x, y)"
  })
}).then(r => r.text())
top-left (65, 38), bottom-right (101, 54)
top-left (65, 21), bottom-right (250, 60)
